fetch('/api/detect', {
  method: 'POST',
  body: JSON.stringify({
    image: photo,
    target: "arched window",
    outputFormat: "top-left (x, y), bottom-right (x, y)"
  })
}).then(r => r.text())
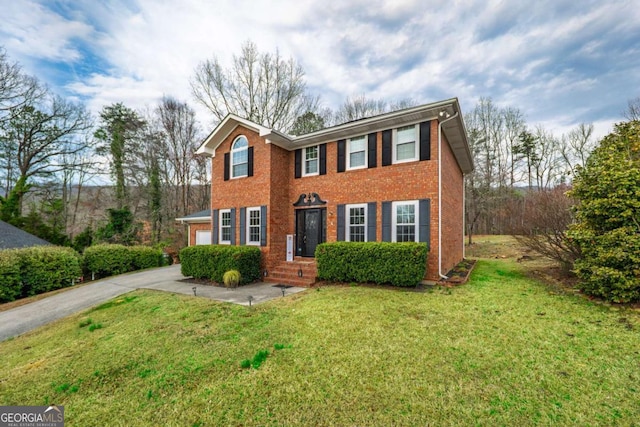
top-left (231, 136), bottom-right (249, 178)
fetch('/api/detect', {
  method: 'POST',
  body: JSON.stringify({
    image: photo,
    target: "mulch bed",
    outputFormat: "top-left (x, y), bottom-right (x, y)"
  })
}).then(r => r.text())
top-left (437, 258), bottom-right (477, 286)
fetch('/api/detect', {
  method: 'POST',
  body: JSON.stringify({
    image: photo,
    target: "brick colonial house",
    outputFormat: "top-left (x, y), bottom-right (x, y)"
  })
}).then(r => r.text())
top-left (181, 98), bottom-right (473, 285)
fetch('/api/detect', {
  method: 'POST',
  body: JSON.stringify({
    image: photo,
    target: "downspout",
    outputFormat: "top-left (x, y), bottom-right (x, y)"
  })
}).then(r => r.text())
top-left (462, 173), bottom-right (466, 259)
top-left (438, 111), bottom-right (459, 280)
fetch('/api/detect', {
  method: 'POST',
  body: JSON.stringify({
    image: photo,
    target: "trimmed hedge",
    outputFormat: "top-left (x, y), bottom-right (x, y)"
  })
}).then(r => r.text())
top-left (0, 250), bottom-right (22, 302)
top-left (180, 245), bottom-right (261, 285)
top-left (0, 246), bottom-right (81, 302)
top-left (316, 242), bottom-right (429, 287)
top-left (83, 244), bottom-right (164, 278)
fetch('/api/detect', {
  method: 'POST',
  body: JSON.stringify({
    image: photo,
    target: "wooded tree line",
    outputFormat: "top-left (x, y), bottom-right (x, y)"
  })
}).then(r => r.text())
top-left (463, 97), bottom-right (600, 241)
top-left (0, 41), bottom-right (635, 255)
top-left (0, 47), bottom-right (209, 250)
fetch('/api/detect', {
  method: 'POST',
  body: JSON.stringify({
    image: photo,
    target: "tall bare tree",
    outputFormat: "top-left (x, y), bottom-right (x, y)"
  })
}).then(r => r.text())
top-left (332, 94), bottom-right (417, 125)
top-left (155, 96), bottom-right (202, 217)
top-left (0, 95), bottom-right (92, 214)
top-left (192, 41), bottom-right (320, 132)
top-left (560, 123), bottom-right (597, 177)
top-left (623, 96), bottom-right (640, 121)
top-left (0, 47), bottom-right (45, 122)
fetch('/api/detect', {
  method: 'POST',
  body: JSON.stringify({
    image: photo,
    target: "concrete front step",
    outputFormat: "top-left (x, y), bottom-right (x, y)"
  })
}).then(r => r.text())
top-left (265, 260), bottom-right (317, 287)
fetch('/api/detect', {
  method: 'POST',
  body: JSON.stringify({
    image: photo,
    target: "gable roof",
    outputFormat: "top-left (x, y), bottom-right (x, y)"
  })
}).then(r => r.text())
top-left (0, 220), bottom-right (52, 250)
top-left (175, 209), bottom-right (212, 223)
top-left (196, 98), bottom-right (474, 174)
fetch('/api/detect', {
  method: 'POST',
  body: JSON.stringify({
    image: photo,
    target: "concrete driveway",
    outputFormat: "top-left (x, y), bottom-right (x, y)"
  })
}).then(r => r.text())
top-left (0, 265), bottom-right (306, 342)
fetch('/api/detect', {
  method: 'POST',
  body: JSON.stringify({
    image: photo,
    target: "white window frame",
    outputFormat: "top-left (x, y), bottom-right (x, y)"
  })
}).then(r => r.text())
top-left (303, 146), bottom-right (319, 176)
top-left (231, 136), bottom-right (249, 179)
top-left (346, 203), bottom-right (367, 242)
top-left (195, 230), bottom-right (211, 245)
top-left (346, 135), bottom-right (367, 170)
top-left (393, 124), bottom-right (419, 164)
top-left (392, 200), bottom-right (419, 242)
top-left (219, 209), bottom-right (232, 244)
top-left (246, 206), bottom-right (261, 246)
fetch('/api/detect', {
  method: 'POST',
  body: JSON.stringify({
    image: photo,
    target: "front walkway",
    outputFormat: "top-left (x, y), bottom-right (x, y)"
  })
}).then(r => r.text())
top-left (0, 265), bottom-right (306, 342)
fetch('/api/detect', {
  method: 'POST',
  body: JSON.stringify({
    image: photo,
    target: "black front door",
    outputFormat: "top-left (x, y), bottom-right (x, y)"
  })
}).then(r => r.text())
top-left (296, 208), bottom-right (326, 257)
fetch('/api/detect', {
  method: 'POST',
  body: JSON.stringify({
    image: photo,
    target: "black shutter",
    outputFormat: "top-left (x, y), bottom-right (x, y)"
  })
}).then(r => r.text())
top-left (382, 201), bottom-right (392, 241)
top-left (420, 121), bottom-right (431, 161)
top-left (212, 209), bottom-right (219, 244)
top-left (240, 207), bottom-right (246, 245)
top-left (319, 143), bottom-right (327, 175)
top-left (337, 204), bottom-right (345, 241)
top-left (294, 149), bottom-right (302, 178)
top-left (337, 139), bottom-right (346, 173)
top-left (230, 208), bottom-right (236, 245)
top-left (368, 133), bottom-right (377, 168)
top-left (224, 153), bottom-right (230, 181)
top-left (260, 205), bottom-right (267, 246)
top-left (247, 146), bottom-right (254, 176)
top-left (382, 130), bottom-right (392, 166)
top-left (419, 199), bottom-right (430, 245)
top-left (367, 202), bottom-right (376, 242)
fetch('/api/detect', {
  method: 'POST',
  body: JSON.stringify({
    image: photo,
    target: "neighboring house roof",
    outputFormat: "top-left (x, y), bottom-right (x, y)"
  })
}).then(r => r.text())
top-left (175, 209), bottom-right (212, 223)
top-left (0, 220), bottom-right (52, 249)
top-left (196, 97), bottom-right (474, 174)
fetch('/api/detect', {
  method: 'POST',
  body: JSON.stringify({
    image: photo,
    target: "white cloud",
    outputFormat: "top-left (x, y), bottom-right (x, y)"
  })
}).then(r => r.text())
top-left (1, 0), bottom-right (638, 140)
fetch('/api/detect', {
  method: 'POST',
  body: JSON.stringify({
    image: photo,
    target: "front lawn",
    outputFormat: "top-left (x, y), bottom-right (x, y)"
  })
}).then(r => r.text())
top-left (0, 259), bottom-right (638, 426)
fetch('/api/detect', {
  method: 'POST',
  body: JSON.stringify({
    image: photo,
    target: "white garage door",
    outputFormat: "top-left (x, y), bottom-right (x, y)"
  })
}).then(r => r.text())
top-left (195, 230), bottom-right (212, 245)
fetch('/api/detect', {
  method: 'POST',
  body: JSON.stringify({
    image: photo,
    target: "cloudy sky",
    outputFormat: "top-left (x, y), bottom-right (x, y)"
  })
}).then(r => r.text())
top-left (1, 0), bottom-right (638, 139)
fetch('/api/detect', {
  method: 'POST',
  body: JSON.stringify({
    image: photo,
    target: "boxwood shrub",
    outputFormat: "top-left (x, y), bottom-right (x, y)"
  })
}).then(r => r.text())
top-left (0, 246), bottom-right (81, 301)
top-left (20, 246), bottom-right (82, 296)
top-left (0, 250), bottom-right (22, 302)
top-left (180, 245), bottom-right (261, 285)
top-left (83, 244), bottom-right (163, 278)
top-left (315, 242), bottom-right (428, 287)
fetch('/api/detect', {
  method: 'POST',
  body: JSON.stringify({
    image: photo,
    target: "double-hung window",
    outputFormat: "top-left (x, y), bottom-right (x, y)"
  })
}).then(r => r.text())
top-left (247, 207), bottom-right (261, 245)
top-left (219, 209), bottom-right (232, 244)
top-left (346, 204), bottom-right (367, 242)
top-left (347, 136), bottom-right (366, 169)
top-left (394, 125), bottom-right (418, 163)
top-left (231, 136), bottom-right (248, 178)
top-left (392, 201), bottom-right (418, 242)
top-left (304, 146), bottom-right (318, 175)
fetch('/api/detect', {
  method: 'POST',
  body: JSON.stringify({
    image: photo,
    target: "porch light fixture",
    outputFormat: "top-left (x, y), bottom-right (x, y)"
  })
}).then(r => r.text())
top-left (298, 268), bottom-right (303, 277)
top-left (263, 270), bottom-right (268, 277)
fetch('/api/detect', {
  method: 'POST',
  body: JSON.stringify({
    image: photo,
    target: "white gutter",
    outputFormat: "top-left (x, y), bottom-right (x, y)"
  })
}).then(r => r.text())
top-left (438, 111), bottom-right (459, 279)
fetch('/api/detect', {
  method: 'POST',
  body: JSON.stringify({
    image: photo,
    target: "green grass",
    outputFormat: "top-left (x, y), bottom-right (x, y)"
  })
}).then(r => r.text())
top-left (1, 260), bottom-right (639, 426)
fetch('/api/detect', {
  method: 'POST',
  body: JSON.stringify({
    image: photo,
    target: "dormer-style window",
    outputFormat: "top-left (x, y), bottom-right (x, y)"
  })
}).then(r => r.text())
top-left (231, 136), bottom-right (249, 178)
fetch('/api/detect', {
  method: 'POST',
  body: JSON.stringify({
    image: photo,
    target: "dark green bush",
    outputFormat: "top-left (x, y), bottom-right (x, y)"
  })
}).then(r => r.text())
top-left (180, 245), bottom-right (261, 285)
top-left (84, 244), bottom-right (163, 278)
top-left (316, 242), bottom-right (428, 287)
top-left (568, 121), bottom-right (640, 302)
top-left (16, 246), bottom-right (81, 297)
top-left (130, 246), bottom-right (164, 270)
top-left (0, 250), bottom-right (22, 302)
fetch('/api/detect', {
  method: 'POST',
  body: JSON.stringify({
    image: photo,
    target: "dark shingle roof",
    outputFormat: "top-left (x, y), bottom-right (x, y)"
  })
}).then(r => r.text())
top-left (0, 220), bottom-right (52, 250)
top-left (176, 209), bottom-right (211, 221)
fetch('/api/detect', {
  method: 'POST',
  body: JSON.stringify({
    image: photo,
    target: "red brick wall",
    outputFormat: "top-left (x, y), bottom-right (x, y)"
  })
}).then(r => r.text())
top-left (188, 222), bottom-right (211, 246)
top-left (440, 131), bottom-right (464, 277)
top-left (209, 120), bottom-right (465, 281)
